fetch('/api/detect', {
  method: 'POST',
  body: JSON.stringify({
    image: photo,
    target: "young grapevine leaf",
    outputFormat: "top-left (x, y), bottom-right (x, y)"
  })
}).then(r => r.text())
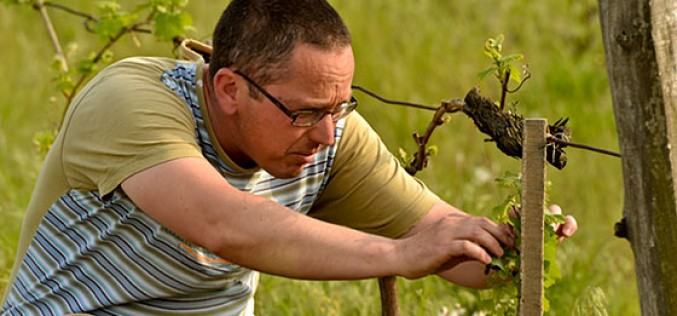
top-left (93, 1), bottom-right (138, 41)
top-left (480, 172), bottom-right (566, 315)
top-left (153, 10), bottom-right (193, 41)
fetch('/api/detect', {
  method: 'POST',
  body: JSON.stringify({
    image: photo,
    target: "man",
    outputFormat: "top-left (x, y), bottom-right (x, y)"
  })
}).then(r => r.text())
top-left (1, 0), bottom-right (577, 315)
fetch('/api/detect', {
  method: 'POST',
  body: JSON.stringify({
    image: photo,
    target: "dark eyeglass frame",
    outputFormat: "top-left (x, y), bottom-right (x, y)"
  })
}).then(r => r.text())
top-left (233, 70), bottom-right (358, 127)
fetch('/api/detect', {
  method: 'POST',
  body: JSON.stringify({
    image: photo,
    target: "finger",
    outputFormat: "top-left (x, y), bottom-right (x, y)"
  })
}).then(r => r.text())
top-left (439, 216), bottom-right (512, 257)
top-left (468, 219), bottom-right (512, 256)
top-left (556, 215), bottom-right (578, 242)
top-left (450, 240), bottom-right (492, 265)
top-left (480, 218), bottom-right (516, 249)
top-left (561, 215), bottom-right (577, 237)
top-left (434, 256), bottom-right (474, 274)
top-left (509, 205), bottom-right (520, 219)
top-left (500, 223), bottom-right (516, 244)
top-left (505, 223), bottom-right (516, 238)
top-left (548, 204), bottom-right (566, 237)
top-left (548, 204), bottom-right (562, 215)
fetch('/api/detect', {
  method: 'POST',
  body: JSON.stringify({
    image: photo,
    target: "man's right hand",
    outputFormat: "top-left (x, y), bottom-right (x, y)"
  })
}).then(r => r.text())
top-left (393, 200), bottom-right (515, 285)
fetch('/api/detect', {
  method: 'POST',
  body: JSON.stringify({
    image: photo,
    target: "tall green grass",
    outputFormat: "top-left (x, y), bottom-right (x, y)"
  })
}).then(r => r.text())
top-left (0, 0), bottom-right (635, 315)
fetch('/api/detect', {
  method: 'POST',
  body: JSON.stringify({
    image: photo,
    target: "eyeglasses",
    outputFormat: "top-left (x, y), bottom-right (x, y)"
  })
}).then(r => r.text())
top-left (233, 70), bottom-right (358, 127)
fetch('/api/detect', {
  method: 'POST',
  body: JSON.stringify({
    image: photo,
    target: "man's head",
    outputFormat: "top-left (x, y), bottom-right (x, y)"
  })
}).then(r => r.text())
top-left (206, 0), bottom-right (356, 179)
top-left (210, 0), bottom-right (352, 88)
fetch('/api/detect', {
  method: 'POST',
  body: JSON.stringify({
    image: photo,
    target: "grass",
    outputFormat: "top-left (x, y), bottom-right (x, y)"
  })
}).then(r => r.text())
top-left (0, 0), bottom-right (636, 315)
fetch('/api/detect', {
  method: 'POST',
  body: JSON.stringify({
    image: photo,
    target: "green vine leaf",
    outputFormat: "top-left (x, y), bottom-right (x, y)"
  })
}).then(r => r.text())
top-left (508, 63), bottom-right (523, 84)
top-left (425, 144), bottom-right (438, 157)
top-left (150, 0), bottom-right (194, 41)
top-left (50, 57), bottom-right (75, 95)
top-left (153, 10), bottom-right (193, 41)
top-left (94, 1), bottom-right (138, 41)
top-left (495, 171), bottom-right (522, 191)
top-left (397, 147), bottom-right (416, 175)
top-left (544, 213), bottom-right (566, 226)
top-left (33, 130), bottom-right (57, 159)
top-left (481, 171), bottom-right (565, 315)
top-left (76, 53), bottom-right (97, 74)
top-left (478, 66), bottom-right (496, 81)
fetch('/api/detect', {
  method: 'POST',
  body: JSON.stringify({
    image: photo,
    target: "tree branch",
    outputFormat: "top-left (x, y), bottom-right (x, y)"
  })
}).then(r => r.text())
top-left (43, 1), bottom-right (97, 22)
top-left (410, 99), bottom-right (464, 174)
top-left (34, 0), bottom-right (68, 73)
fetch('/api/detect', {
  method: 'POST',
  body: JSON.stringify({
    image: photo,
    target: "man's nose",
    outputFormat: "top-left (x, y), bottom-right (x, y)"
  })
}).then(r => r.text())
top-left (308, 114), bottom-right (336, 146)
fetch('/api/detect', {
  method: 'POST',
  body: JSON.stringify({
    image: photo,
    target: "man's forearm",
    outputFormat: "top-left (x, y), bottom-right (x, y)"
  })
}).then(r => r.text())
top-left (437, 261), bottom-right (493, 289)
top-left (123, 157), bottom-right (403, 280)
top-left (204, 193), bottom-right (403, 280)
top-left (124, 158), bottom-right (505, 282)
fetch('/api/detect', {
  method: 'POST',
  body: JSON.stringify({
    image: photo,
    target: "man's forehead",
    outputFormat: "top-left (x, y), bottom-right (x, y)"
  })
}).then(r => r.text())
top-left (285, 44), bottom-right (354, 75)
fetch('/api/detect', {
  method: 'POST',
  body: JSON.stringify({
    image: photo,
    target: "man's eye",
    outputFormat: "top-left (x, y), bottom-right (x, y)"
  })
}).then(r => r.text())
top-left (296, 111), bottom-right (320, 119)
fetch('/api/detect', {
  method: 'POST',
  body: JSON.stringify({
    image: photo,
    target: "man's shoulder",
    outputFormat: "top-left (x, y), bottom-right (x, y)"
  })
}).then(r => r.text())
top-left (103, 56), bottom-right (190, 77)
top-left (65, 56), bottom-right (197, 125)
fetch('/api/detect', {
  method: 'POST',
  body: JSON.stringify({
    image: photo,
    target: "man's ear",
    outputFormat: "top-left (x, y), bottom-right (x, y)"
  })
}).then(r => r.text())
top-left (212, 68), bottom-right (240, 115)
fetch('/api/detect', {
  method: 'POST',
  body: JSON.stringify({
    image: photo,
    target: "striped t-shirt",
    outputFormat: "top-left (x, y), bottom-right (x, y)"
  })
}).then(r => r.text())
top-left (2, 60), bottom-right (343, 315)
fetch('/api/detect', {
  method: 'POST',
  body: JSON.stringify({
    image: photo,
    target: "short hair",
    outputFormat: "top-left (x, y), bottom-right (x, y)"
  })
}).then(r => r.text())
top-left (210, 0), bottom-right (352, 93)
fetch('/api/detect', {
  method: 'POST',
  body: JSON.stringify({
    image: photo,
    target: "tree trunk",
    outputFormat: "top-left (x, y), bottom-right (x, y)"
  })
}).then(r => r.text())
top-left (597, 0), bottom-right (677, 315)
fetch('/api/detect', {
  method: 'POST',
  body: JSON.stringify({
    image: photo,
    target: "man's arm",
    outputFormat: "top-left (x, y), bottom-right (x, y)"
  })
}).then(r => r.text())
top-left (121, 157), bottom-right (507, 280)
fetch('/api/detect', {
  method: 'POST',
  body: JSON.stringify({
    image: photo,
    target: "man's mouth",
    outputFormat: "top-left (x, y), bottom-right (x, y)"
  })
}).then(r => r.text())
top-left (292, 150), bottom-right (318, 164)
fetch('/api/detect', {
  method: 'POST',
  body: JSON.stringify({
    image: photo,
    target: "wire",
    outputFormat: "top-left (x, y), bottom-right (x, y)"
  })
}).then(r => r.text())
top-left (352, 84), bottom-right (621, 159)
top-left (351, 85), bottom-right (439, 111)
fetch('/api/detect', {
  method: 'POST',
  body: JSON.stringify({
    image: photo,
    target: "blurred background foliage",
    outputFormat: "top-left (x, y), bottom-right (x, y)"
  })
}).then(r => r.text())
top-left (0, 0), bottom-right (633, 315)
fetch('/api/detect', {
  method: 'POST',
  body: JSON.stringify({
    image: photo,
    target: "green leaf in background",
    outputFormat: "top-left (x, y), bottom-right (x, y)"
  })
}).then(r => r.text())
top-left (573, 286), bottom-right (610, 316)
top-left (491, 193), bottom-right (517, 223)
top-left (483, 34), bottom-right (504, 60)
top-left (500, 53), bottom-right (524, 65)
top-left (426, 144), bottom-right (438, 157)
top-left (508, 63), bottom-right (523, 84)
top-left (151, 0), bottom-right (190, 9)
top-left (76, 54), bottom-right (94, 74)
top-left (544, 213), bottom-right (566, 225)
top-left (94, 1), bottom-right (138, 41)
top-left (478, 66), bottom-right (497, 81)
top-left (50, 57), bottom-right (75, 95)
top-left (153, 10), bottom-right (193, 41)
top-left (496, 171), bottom-right (522, 191)
top-left (543, 227), bottom-right (562, 313)
top-left (150, 0), bottom-right (193, 41)
top-left (33, 130), bottom-right (56, 159)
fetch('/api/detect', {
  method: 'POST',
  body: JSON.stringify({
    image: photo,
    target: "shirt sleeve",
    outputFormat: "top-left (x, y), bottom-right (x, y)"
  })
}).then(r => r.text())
top-left (60, 57), bottom-right (204, 196)
top-left (309, 112), bottom-right (440, 238)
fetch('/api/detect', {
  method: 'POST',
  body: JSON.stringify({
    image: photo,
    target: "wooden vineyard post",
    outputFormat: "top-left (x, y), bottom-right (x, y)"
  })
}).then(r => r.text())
top-left (598, 0), bottom-right (677, 313)
top-left (519, 118), bottom-right (547, 316)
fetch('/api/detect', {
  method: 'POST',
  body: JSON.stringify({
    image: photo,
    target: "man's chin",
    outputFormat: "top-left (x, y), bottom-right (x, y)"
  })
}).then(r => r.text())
top-left (263, 165), bottom-right (306, 179)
